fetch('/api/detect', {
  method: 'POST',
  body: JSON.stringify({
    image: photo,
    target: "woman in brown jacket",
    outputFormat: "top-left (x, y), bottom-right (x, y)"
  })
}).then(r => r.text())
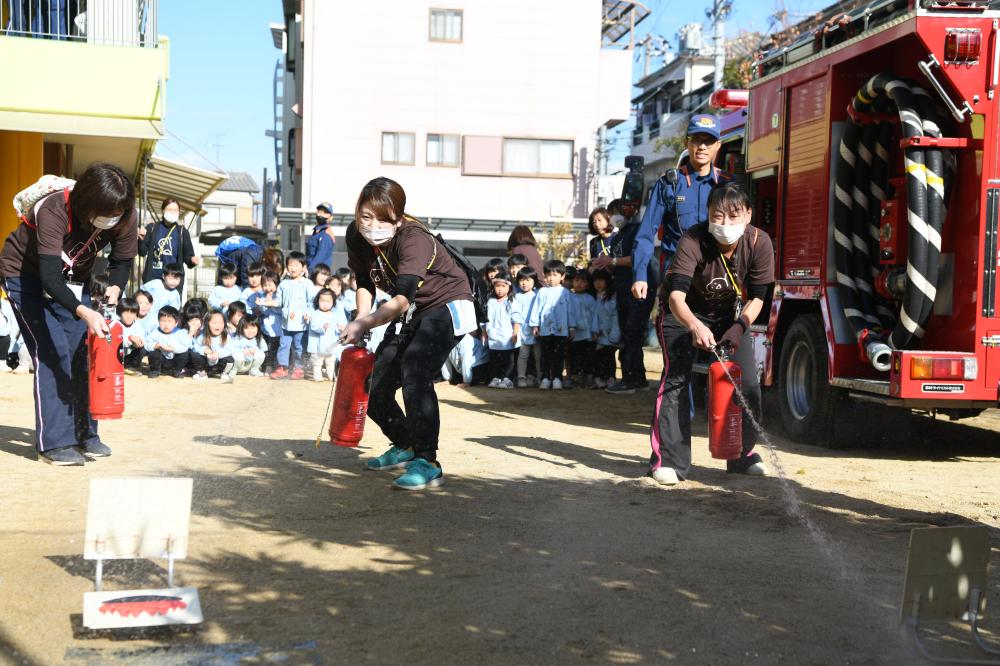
top-left (506, 225), bottom-right (544, 277)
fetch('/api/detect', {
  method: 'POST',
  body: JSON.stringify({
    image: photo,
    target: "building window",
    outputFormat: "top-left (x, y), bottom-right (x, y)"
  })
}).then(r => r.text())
top-left (381, 132), bottom-right (415, 165)
top-left (429, 9), bottom-right (462, 42)
top-left (502, 138), bottom-right (573, 177)
top-left (427, 134), bottom-right (460, 167)
top-left (203, 205), bottom-right (236, 226)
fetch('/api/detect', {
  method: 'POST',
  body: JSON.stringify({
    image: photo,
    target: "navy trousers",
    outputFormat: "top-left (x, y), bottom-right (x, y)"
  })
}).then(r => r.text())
top-left (4, 275), bottom-right (98, 453)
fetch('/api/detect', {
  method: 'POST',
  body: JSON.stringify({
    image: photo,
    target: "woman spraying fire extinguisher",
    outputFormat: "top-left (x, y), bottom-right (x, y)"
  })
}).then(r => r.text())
top-left (0, 163), bottom-right (138, 466)
top-left (648, 183), bottom-right (775, 485)
top-left (339, 177), bottom-right (477, 491)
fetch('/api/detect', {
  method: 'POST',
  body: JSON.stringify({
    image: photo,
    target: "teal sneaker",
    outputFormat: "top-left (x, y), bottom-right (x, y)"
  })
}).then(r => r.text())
top-left (366, 445), bottom-right (414, 471)
top-left (392, 459), bottom-right (444, 490)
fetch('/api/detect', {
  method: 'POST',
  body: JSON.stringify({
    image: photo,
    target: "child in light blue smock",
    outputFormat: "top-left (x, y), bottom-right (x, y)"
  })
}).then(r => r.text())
top-left (249, 270), bottom-right (282, 373)
top-left (272, 252), bottom-right (312, 379)
top-left (528, 260), bottom-right (572, 389)
top-left (485, 274), bottom-right (520, 388)
top-left (231, 314), bottom-right (268, 376)
top-left (568, 270), bottom-right (598, 388)
top-left (240, 262), bottom-right (265, 306)
top-left (142, 263), bottom-right (182, 320)
top-left (209, 263), bottom-right (243, 311)
top-left (512, 267), bottom-right (540, 387)
top-left (307, 287), bottom-right (347, 381)
top-left (589, 270), bottom-right (621, 388)
top-left (441, 332), bottom-right (490, 386)
top-left (144, 306), bottom-right (192, 377)
top-left (192, 310), bottom-right (236, 382)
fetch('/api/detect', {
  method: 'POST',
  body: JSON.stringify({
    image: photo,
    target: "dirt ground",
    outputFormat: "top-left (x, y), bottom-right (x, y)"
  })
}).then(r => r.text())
top-left (1, 350), bottom-right (998, 665)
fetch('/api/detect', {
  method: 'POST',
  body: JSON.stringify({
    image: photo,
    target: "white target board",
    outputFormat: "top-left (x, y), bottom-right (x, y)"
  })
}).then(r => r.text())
top-left (84, 478), bottom-right (192, 560)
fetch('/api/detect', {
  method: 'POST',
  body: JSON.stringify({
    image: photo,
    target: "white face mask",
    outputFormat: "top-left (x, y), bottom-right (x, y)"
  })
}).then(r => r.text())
top-left (709, 222), bottom-right (746, 246)
top-left (91, 214), bottom-right (121, 230)
top-left (610, 214), bottom-right (626, 227)
top-left (360, 225), bottom-right (395, 246)
top-left (164, 212), bottom-right (180, 223)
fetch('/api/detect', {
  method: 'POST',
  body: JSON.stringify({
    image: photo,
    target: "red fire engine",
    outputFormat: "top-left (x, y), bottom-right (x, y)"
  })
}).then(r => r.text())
top-left (709, 0), bottom-right (999, 443)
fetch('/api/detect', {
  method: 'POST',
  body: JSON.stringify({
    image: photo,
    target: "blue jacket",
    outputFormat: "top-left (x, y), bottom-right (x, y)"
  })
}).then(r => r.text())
top-left (142, 279), bottom-right (181, 316)
top-left (442, 333), bottom-right (489, 384)
top-left (276, 276), bottom-right (313, 332)
top-left (569, 292), bottom-right (597, 340)
top-left (193, 333), bottom-right (235, 365)
top-left (231, 335), bottom-right (267, 358)
top-left (308, 308), bottom-right (346, 354)
top-left (306, 223), bottom-right (336, 272)
top-left (144, 327), bottom-right (191, 359)
top-left (529, 285), bottom-right (571, 337)
top-left (248, 291), bottom-right (282, 337)
top-left (633, 163), bottom-right (732, 283)
top-left (209, 284), bottom-right (243, 310)
top-left (240, 286), bottom-right (264, 306)
top-left (512, 290), bottom-right (538, 345)
top-left (592, 295), bottom-right (621, 347)
top-left (486, 297), bottom-right (520, 351)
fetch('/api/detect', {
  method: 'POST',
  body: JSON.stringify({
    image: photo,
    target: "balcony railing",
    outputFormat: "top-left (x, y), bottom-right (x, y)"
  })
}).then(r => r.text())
top-left (2, 0), bottom-right (158, 47)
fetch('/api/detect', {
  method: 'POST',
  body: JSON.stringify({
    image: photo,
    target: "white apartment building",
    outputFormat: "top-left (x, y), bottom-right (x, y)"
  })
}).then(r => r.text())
top-left (630, 26), bottom-right (716, 193)
top-left (269, 0), bottom-right (641, 261)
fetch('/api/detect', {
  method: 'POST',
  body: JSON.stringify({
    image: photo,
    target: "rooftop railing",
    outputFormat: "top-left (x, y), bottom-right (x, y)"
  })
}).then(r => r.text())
top-left (2, 0), bottom-right (158, 47)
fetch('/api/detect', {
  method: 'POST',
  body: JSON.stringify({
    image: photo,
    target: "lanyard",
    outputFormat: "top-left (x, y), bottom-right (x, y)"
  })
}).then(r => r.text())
top-left (374, 241), bottom-right (437, 287)
top-left (719, 251), bottom-right (740, 293)
top-left (154, 223), bottom-right (179, 260)
top-left (599, 237), bottom-right (610, 256)
top-left (61, 228), bottom-right (102, 279)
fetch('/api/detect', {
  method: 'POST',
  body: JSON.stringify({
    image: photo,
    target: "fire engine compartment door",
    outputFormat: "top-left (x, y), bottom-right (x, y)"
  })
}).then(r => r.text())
top-left (987, 331), bottom-right (1000, 401)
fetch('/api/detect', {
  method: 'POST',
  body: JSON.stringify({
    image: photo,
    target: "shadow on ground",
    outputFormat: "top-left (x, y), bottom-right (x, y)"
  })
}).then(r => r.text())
top-left (52, 432), bottom-right (997, 665)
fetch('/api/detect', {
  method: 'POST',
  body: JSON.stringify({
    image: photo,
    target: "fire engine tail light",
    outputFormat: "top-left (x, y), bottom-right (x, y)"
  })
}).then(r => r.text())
top-left (944, 30), bottom-right (981, 63)
top-left (909, 356), bottom-right (978, 381)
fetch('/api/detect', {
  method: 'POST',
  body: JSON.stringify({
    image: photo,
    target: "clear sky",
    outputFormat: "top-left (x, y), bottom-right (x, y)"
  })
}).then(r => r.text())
top-left (153, 1), bottom-right (832, 181)
top-left (154, 0), bottom-right (283, 183)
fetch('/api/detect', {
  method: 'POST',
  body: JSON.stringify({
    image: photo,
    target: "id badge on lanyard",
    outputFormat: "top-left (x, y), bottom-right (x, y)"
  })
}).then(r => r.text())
top-left (55, 228), bottom-right (101, 302)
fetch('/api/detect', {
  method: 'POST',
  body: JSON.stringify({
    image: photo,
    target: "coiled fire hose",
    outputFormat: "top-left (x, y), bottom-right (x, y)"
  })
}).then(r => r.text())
top-left (832, 73), bottom-right (951, 370)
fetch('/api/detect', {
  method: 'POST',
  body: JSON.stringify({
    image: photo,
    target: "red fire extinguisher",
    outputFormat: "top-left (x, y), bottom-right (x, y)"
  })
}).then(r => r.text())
top-left (328, 342), bottom-right (377, 447)
top-left (88, 308), bottom-right (125, 420)
top-left (707, 348), bottom-right (742, 460)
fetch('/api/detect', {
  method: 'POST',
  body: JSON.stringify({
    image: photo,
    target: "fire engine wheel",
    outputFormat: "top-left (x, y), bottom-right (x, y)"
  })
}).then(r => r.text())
top-left (778, 315), bottom-right (836, 444)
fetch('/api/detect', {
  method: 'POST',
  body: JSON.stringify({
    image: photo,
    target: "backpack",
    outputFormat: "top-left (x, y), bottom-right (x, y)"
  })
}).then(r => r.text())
top-left (13, 175), bottom-right (76, 226)
top-left (433, 232), bottom-right (490, 324)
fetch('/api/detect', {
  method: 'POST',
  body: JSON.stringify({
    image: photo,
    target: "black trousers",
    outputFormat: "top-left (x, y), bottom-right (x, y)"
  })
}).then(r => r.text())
top-left (188, 352), bottom-right (234, 376)
top-left (649, 311), bottom-right (762, 479)
top-left (593, 345), bottom-right (617, 380)
top-left (616, 283), bottom-right (655, 386)
top-left (148, 349), bottom-right (189, 374)
top-left (263, 334), bottom-right (280, 371)
top-left (489, 349), bottom-right (516, 381)
top-left (568, 340), bottom-right (594, 377)
top-left (538, 335), bottom-right (567, 381)
top-left (367, 306), bottom-right (460, 461)
top-left (124, 346), bottom-right (145, 370)
top-left (0, 335), bottom-right (8, 364)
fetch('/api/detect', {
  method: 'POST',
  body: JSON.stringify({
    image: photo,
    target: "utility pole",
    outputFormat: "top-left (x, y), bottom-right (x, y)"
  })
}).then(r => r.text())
top-left (707, 0), bottom-right (732, 91)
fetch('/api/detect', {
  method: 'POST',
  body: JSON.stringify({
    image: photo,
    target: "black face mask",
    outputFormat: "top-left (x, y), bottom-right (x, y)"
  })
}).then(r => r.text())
top-left (316, 214), bottom-right (329, 225)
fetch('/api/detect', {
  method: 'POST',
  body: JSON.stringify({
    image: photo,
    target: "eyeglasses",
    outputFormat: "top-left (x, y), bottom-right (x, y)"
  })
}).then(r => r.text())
top-left (687, 135), bottom-right (720, 147)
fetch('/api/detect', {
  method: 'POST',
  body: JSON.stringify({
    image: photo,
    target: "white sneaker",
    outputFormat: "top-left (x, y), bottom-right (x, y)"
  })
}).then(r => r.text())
top-left (516, 377), bottom-right (528, 388)
top-left (499, 378), bottom-right (514, 389)
top-left (220, 374), bottom-right (234, 384)
top-left (552, 378), bottom-right (563, 390)
top-left (539, 378), bottom-right (551, 390)
top-left (650, 467), bottom-right (679, 485)
top-left (249, 369), bottom-right (264, 377)
top-left (488, 377), bottom-right (501, 388)
top-left (744, 462), bottom-right (768, 476)
top-left (192, 371), bottom-right (208, 381)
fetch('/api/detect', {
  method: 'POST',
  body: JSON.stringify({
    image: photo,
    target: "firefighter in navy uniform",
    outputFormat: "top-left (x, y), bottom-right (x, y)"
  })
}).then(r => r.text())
top-left (631, 114), bottom-right (732, 302)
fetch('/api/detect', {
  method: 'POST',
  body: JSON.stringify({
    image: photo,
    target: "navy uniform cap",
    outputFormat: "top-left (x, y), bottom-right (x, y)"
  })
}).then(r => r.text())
top-left (686, 114), bottom-right (721, 140)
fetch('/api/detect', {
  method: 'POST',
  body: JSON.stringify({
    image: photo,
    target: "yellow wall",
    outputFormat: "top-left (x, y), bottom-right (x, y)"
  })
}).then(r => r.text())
top-left (0, 37), bottom-right (168, 121)
top-left (0, 130), bottom-right (44, 241)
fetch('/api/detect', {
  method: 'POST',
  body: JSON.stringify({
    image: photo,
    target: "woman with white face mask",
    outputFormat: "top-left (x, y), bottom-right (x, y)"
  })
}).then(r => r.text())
top-left (0, 162), bottom-right (138, 465)
top-left (646, 183), bottom-right (775, 486)
top-left (137, 197), bottom-right (200, 285)
top-left (340, 177), bottom-right (475, 491)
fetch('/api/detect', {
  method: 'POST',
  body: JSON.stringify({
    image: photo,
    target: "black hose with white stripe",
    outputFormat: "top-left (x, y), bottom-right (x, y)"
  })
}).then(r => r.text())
top-left (832, 73), bottom-right (951, 367)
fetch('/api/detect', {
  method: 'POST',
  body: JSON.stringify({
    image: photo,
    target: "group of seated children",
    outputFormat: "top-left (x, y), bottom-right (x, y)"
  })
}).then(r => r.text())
top-left (443, 254), bottom-right (621, 390)
top-left (109, 251), bottom-right (358, 383)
